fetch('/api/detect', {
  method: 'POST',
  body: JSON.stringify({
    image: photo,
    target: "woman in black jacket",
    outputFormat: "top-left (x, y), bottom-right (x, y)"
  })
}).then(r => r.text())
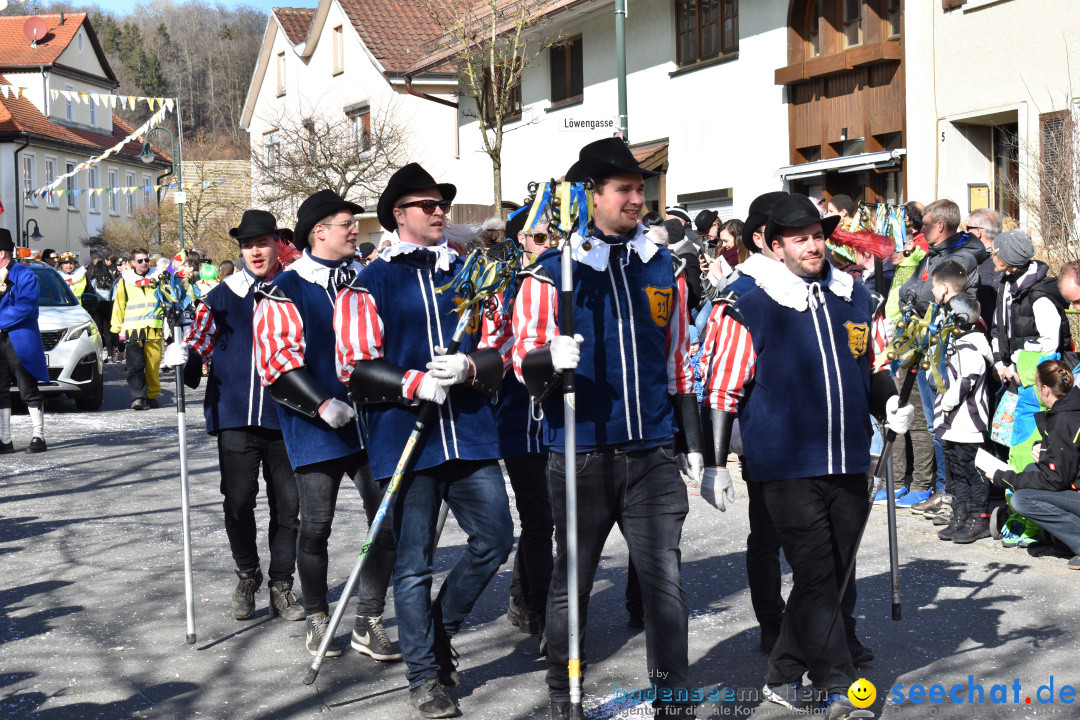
top-left (990, 359), bottom-right (1080, 567)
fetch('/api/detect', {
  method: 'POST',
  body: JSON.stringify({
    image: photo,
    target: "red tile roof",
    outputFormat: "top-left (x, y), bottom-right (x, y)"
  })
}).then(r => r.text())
top-left (338, 0), bottom-right (465, 75)
top-left (273, 7), bottom-right (316, 46)
top-left (0, 13), bottom-right (86, 68)
top-left (0, 78), bottom-right (169, 163)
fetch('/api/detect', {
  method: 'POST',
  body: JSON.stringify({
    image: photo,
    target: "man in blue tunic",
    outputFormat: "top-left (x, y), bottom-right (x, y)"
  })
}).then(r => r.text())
top-left (335, 163), bottom-right (513, 719)
top-left (164, 210), bottom-right (305, 623)
top-left (254, 191), bottom-right (399, 663)
top-left (0, 229), bottom-right (48, 453)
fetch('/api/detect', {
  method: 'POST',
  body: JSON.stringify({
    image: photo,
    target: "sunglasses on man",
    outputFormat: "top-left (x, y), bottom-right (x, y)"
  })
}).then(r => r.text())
top-left (398, 199), bottom-right (452, 214)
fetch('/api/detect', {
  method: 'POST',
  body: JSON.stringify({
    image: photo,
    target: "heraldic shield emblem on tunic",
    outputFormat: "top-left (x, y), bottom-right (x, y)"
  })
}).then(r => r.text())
top-left (645, 286), bottom-right (674, 327)
top-left (845, 321), bottom-right (869, 358)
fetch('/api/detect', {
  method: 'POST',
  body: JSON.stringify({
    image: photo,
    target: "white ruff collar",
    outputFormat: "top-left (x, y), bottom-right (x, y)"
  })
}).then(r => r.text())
top-left (754, 259), bottom-right (854, 311)
top-left (570, 224), bottom-right (658, 272)
top-left (122, 267), bottom-right (161, 285)
top-left (59, 266), bottom-right (86, 283)
top-left (224, 269), bottom-right (256, 298)
top-left (290, 250), bottom-right (361, 289)
top-left (381, 235), bottom-right (458, 272)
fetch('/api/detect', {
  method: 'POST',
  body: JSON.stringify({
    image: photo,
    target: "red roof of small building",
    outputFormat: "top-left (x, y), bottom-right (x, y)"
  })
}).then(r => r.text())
top-left (0, 13), bottom-right (86, 67)
top-left (273, 7), bottom-right (316, 46)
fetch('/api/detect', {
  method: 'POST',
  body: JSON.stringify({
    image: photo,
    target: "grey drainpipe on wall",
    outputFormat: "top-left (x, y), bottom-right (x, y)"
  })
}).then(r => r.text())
top-left (403, 75), bottom-right (458, 110)
top-left (13, 133), bottom-right (30, 245)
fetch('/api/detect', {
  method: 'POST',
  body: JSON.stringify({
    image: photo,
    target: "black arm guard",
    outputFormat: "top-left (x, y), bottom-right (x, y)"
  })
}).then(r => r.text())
top-left (701, 408), bottom-right (735, 467)
top-left (269, 368), bottom-right (330, 418)
top-left (670, 393), bottom-right (704, 456)
top-left (468, 348), bottom-right (504, 398)
top-left (182, 354), bottom-right (202, 390)
top-left (869, 369), bottom-right (898, 422)
top-left (521, 347), bottom-right (563, 402)
top-left (348, 358), bottom-right (407, 404)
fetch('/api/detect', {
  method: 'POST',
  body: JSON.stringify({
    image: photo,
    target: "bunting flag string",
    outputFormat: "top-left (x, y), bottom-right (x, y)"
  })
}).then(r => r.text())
top-left (33, 178), bottom-right (253, 200)
top-left (28, 103), bottom-right (175, 199)
top-left (49, 89), bottom-right (176, 113)
top-left (0, 85), bottom-right (29, 99)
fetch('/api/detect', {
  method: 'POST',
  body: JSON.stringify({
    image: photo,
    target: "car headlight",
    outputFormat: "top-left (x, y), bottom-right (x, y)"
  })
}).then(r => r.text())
top-left (62, 322), bottom-right (96, 342)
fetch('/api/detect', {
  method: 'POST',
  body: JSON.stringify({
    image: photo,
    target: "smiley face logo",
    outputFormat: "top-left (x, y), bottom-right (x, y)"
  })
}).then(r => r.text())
top-left (848, 678), bottom-right (876, 708)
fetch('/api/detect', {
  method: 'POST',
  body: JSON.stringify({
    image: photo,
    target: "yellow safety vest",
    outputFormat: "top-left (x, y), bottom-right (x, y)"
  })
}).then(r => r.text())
top-left (111, 273), bottom-right (164, 334)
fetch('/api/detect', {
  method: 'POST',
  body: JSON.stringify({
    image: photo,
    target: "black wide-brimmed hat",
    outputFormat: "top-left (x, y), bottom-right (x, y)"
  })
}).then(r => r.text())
top-left (565, 137), bottom-right (660, 184)
top-left (377, 163), bottom-right (457, 232)
top-left (294, 190), bottom-right (365, 251)
top-left (0, 228), bottom-right (13, 253)
top-left (695, 209), bottom-right (719, 234)
top-left (743, 191), bottom-right (789, 253)
top-left (763, 194), bottom-right (841, 249)
top-left (504, 205), bottom-right (532, 241)
top-left (229, 209), bottom-right (279, 241)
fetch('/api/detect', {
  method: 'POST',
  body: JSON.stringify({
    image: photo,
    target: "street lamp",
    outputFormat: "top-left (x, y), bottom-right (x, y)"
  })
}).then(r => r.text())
top-left (22, 217), bottom-right (42, 248)
top-left (139, 126), bottom-right (185, 253)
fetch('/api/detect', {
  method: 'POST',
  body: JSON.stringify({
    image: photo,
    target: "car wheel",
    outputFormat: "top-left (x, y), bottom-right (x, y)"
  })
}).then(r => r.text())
top-left (75, 363), bottom-right (104, 411)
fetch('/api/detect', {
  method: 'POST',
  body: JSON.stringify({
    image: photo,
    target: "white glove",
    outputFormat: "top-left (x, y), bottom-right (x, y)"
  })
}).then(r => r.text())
top-left (426, 347), bottom-right (471, 385)
top-left (318, 398), bottom-right (356, 428)
top-left (884, 395), bottom-right (915, 435)
top-left (414, 373), bottom-right (448, 405)
top-left (701, 467), bottom-right (735, 511)
top-left (162, 342), bottom-right (189, 368)
top-left (550, 333), bottom-right (584, 371)
top-left (677, 452), bottom-right (705, 485)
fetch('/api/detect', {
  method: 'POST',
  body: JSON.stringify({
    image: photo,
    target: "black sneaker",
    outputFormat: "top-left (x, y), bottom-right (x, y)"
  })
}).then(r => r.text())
top-left (550, 701), bottom-right (571, 720)
top-left (1069, 556), bottom-right (1080, 570)
top-left (409, 677), bottom-right (457, 719)
top-left (822, 692), bottom-right (857, 720)
top-left (131, 398), bottom-right (146, 411)
top-left (1, 440), bottom-right (16, 454)
top-left (147, 398), bottom-right (160, 409)
top-left (433, 632), bottom-right (460, 687)
top-left (507, 595), bottom-right (533, 634)
top-left (269, 580), bottom-right (305, 621)
top-left (351, 614), bottom-right (403, 661)
top-left (305, 612), bottom-right (342, 657)
top-left (231, 567), bottom-right (263, 620)
top-left (25, 437), bottom-right (47, 454)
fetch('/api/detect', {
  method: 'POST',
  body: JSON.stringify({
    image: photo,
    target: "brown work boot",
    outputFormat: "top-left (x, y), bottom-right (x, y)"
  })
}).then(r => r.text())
top-left (911, 491), bottom-right (944, 515)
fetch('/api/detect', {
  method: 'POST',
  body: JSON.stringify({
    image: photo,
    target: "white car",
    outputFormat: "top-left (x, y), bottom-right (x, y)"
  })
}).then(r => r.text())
top-left (7, 260), bottom-right (105, 410)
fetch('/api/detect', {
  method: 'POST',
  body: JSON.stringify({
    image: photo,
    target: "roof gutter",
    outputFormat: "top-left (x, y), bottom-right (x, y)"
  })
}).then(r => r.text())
top-left (403, 74), bottom-right (457, 109)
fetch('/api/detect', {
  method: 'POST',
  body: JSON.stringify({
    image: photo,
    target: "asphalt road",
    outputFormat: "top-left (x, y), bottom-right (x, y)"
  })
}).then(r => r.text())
top-left (2, 363), bottom-right (1078, 720)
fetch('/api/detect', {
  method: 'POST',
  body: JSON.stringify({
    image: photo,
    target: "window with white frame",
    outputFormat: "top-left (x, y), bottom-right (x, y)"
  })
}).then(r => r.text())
top-left (64, 83), bottom-right (75, 121)
top-left (126, 171), bottom-right (136, 215)
top-left (44, 157), bottom-right (58, 207)
top-left (276, 52), bottom-right (286, 95)
top-left (89, 98), bottom-right (97, 128)
top-left (265, 131), bottom-right (280, 173)
top-left (347, 107), bottom-right (371, 154)
top-left (108, 168), bottom-right (119, 215)
top-left (143, 173), bottom-right (153, 206)
top-left (88, 167), bottom-right (100, 213)
top-left (333, 25), bottom-right (344, 74)
top-left (66, 161), bottom-right (78, 210)
top-left (22, 153), bottom-right (36, 206)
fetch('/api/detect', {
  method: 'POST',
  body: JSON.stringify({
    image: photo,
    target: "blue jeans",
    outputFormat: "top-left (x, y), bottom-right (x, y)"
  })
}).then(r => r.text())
top-left (388, 459), bottom-right (513, 689)
top-left (916, 370), bottom-right (946, 486)
top-left (1009, 489), bottom-right (1080, 555)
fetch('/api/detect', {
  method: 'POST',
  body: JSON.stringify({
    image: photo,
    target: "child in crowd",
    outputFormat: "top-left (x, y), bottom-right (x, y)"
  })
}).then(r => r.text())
top-left (930, 261), bottom-right (994, 542)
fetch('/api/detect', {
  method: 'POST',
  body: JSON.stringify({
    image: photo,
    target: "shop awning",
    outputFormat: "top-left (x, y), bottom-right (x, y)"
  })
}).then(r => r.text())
top-left (775, 149), bottom-right (906, 180)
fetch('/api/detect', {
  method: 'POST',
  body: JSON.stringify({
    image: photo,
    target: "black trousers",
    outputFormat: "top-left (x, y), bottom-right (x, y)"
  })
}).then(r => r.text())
top-left (762, 474), bottom-right (866, 695)
top-left (943, 440), bottom-right (988, 512)
top-left (0, 333), bottom-right (42, 409)
top-left (545, 447), bottom-right (690, 713)
top-left (504, 453), bottom-right (554, 631)
top-left (294, 451), bottom-right (395, 615)
top-left (124, 332), bottom-right (161, 401)
top-left (746, 478), bottom-right (785, 632)
top-left (217, 428), bottom-right (298, 583)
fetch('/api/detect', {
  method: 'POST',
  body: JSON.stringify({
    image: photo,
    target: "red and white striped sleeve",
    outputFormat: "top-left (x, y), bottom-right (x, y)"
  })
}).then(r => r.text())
top-left (182, 301), bottom-right (216, 359)
top-left (699, 304), bottom-right (757, 412)
top-left (479, 296), bottom-right (515, 370)
top-left (665, 271), bottom-right (693, 394)
top-left (869, 311), bottom-right (889, 368)
top-left (333, 286), bottom-right (426, 399)
top-left (511, 274), bottom-right (559, 383)
top-left (253, 296), bottom-right (306, 388)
